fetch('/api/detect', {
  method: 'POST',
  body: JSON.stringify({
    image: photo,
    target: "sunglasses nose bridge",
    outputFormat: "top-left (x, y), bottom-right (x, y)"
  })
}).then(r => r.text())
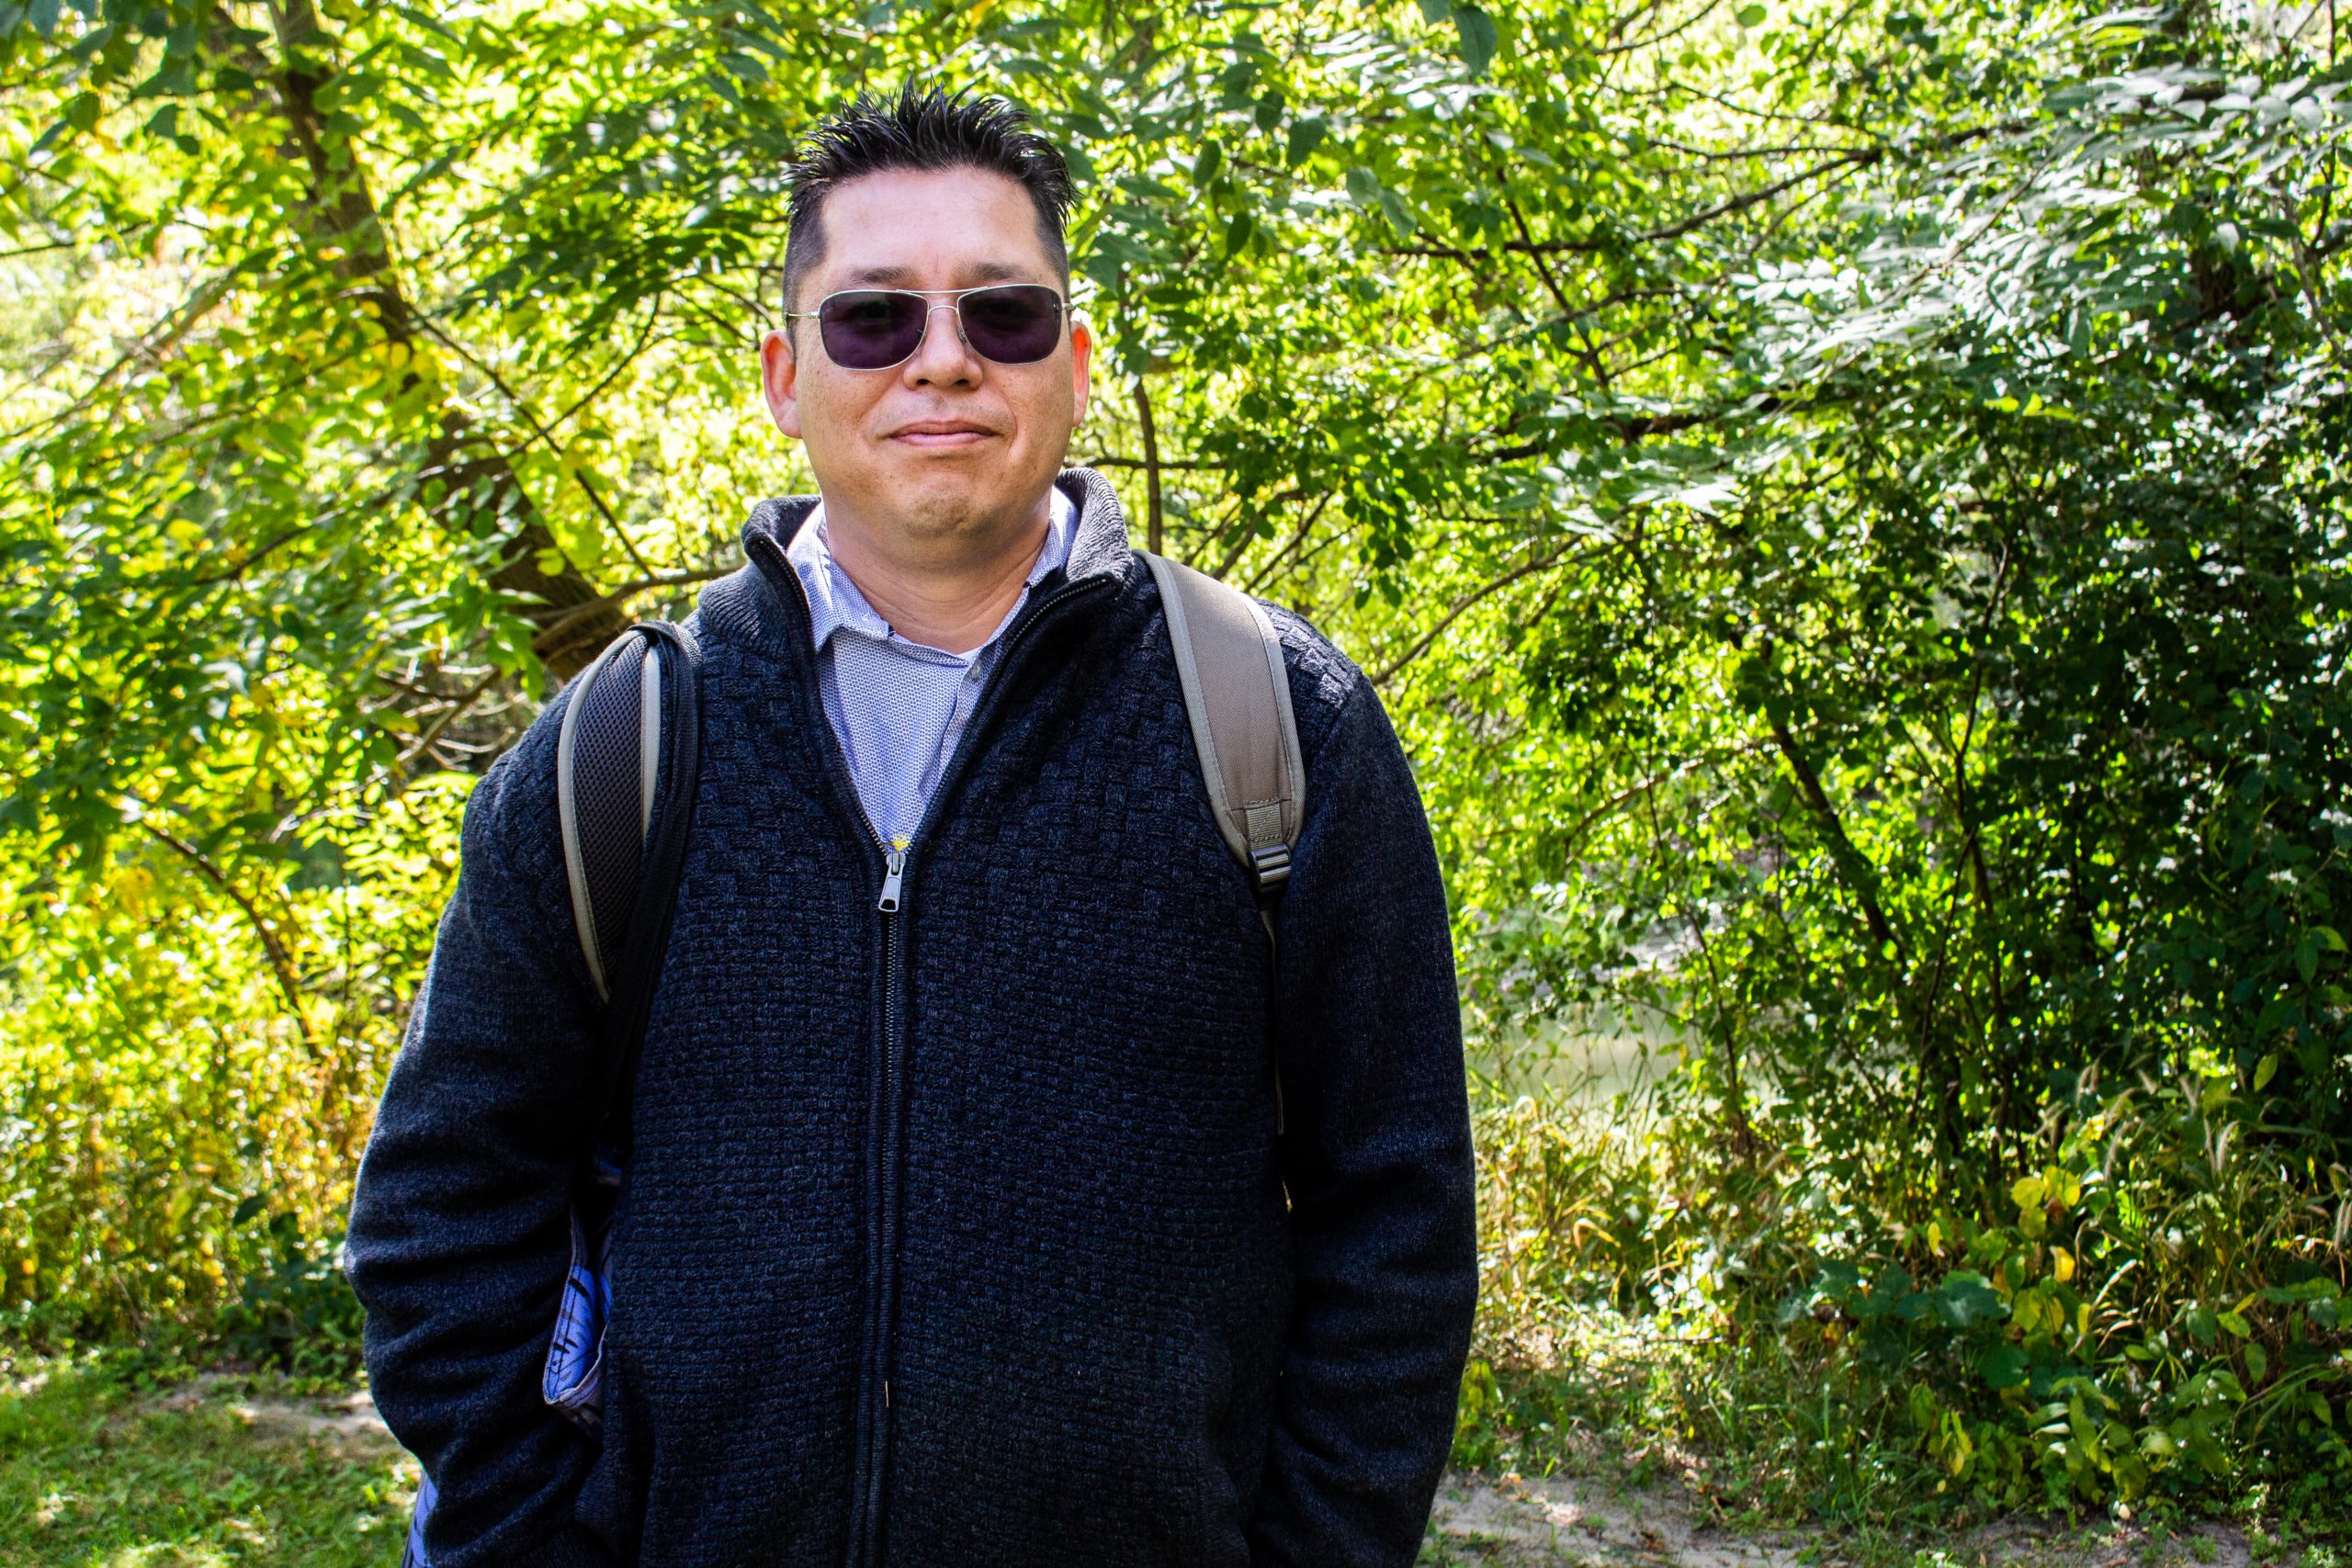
top-left (910, 299), bottom-right (972, 356)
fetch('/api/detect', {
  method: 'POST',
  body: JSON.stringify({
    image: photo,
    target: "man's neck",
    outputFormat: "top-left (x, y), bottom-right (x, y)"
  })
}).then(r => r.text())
top-left (820, 494), bottom-right (1053, 656)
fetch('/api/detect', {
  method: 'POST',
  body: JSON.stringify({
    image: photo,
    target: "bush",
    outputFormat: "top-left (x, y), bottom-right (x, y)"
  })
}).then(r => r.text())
top-left (0, 782), bottom-right (460, 1353)
top-left (1458, 1057), bottom-right (2352, 1523)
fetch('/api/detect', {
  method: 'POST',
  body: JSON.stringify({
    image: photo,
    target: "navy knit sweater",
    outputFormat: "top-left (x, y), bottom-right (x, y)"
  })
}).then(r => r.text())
top-left (345, 469), bottom-right (1476, 1567)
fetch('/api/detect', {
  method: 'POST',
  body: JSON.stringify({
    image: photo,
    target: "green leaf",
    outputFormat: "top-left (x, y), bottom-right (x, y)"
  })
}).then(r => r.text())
top-left (1375, 185), bottom-right (1418, 237)
top-left (2245, 1342), bottom-right (2268, 1383)
top-left (1193, 137), bottom-right (1223, 188)
top-left (28, 0), bottom-right (58, 35)
top-left (2256, 1053), bottom-right (2279, 1091)
top-left (1285, 116), bottom-right (1326, 167)
top-left (1417, 0), bottom-right (1452, 19)
top-left (1935, 1271), bottom-right (2004, 1328)
top-left (1452, 3), bottom-right (1498, 74)
top-left (1736, 3), bottom-right (1766, 23)
top-left (1977, 1346), bottom-right (2030, 1389)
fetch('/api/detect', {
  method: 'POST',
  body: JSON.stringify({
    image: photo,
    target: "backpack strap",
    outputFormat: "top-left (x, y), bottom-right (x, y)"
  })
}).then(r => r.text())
top-left (1141, 552), bottom-right (1306, 908)
top-left (554, 621), bottom-right (703, 1129)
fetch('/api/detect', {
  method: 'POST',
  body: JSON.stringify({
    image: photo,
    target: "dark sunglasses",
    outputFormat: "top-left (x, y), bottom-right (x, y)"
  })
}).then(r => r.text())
top-left (786, 284), bottom-right (1071, 370)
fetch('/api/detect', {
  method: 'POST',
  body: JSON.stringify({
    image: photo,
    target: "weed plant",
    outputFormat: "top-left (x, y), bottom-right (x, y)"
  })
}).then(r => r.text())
top-left (1454, 1059), bottom-right (2352, 1533)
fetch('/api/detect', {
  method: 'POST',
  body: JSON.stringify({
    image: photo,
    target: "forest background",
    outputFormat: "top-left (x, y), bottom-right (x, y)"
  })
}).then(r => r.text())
top-left (3, 0), bottom-right (2350, 1540)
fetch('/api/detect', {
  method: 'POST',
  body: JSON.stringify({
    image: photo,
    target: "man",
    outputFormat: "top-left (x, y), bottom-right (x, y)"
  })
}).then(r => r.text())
top-left (347, 85), bottom-right (1475, 1567)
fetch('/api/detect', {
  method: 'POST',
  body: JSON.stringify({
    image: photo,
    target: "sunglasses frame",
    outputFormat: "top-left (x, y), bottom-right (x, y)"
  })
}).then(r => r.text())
top-left (783, 284), bottom-right (1074, 370)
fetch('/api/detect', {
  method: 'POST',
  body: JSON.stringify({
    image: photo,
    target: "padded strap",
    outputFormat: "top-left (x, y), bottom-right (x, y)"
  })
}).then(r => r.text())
top-left (593, 622), bottom-right (701, 1157)
top-left (556, 631), bottom-right (647, 1001)
top-left (1141, 551), bottom-right (1306, 904)
top-left (555, 623), bottom-right (702, 1020)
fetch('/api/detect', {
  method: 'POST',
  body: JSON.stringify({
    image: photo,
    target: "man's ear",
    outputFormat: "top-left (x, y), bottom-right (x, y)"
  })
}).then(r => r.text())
top-left (761, 329), bottom-right (803, 439)
top-left (1069, 315), bottom-right (1091, 431)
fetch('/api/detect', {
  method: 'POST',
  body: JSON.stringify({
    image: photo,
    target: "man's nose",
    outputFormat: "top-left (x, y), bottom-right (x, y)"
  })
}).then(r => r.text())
top-left (903, 301), bottom-right (984, 388)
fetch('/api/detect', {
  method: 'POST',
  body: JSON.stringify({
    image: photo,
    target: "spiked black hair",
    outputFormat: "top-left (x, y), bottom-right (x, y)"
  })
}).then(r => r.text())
top-left (782, 85), bottom-right (1078, 325)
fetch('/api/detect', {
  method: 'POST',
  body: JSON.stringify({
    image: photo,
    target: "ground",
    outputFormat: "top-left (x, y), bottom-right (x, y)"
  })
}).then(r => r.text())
top-left (1420, 1470), bottom-right (2290, 1567)
top-left (0, 1363), bottom-right (2324, 1566)
top-left (0, 1368), bottom-right (412, 1565)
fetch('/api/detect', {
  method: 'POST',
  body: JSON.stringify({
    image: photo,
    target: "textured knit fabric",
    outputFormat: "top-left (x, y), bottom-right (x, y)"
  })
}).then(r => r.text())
top-left (787, 487), bottom-right (1075, 847)
top-left (345, 468), bottom-right (1476, 1568)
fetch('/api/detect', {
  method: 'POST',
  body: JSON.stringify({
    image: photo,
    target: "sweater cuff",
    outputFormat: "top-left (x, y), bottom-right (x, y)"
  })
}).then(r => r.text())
top-left (508, 1521), bottom-right (616, 1568)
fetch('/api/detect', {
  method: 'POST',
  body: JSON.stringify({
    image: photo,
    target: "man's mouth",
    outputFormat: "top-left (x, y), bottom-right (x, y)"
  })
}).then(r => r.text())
top-left (888, 419), bottom-right (999, 448)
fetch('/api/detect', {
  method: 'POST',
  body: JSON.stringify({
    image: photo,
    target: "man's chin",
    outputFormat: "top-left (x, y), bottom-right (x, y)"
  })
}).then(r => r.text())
top-left (874, 457), bottom-right (1044, 536)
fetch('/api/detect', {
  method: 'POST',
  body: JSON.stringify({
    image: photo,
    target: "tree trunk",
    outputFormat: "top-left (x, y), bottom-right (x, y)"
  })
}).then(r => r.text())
top-left (270, 1), bottom-right (632, 677)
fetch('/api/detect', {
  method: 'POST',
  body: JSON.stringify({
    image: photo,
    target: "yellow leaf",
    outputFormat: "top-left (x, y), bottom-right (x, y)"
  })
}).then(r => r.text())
top-left (2012, 1175), bottom-right (2048, 1209)
top-left (2052, 1246), bottom-right (2075, 1283)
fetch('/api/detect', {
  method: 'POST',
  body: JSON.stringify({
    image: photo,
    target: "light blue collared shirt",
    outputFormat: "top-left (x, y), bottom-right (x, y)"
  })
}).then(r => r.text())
top-left (786, 488), bottom-right (1076, 849)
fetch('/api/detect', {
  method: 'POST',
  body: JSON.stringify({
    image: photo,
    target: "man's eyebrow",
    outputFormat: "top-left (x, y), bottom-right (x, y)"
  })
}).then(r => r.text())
top-left (835, 260), bottom-right (1041, 287)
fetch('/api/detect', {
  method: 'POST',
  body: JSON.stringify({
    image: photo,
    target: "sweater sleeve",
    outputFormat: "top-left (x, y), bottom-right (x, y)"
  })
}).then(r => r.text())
top-left (345, 699), bottom-right (616, 1568)
top-left (1245, 671), bottom-right (1477, 1567)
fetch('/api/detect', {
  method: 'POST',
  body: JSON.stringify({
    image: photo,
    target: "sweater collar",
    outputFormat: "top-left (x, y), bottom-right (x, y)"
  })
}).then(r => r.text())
top-left (785, 485), bottom-right (1078, 658)
top-left (703, 468), bottom-right (1137, 669)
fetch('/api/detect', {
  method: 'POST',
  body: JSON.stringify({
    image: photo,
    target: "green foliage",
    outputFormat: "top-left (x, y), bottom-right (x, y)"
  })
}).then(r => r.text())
top-left (0, 779), bottom-right (460, 1346)
top-left (220, 1213), bottom-right (368, 1383)
top-left (1460, 1066), bottom-right (2352, 1520)
top-left (6, 0), bottom-right (2352, 1525)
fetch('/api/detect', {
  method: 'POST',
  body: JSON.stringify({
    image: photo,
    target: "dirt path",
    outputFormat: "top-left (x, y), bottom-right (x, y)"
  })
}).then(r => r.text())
top-left (151, 1374), bottom-right (401, 1450)
top-left (1426, 1471), bottom-right (2272, 1568)
top-left (170, 1382), bottom-right (2291, 1568)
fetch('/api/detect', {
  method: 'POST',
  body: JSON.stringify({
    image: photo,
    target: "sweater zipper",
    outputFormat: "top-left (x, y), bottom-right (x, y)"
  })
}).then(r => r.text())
top-left (745, 528), bottom-right (1115, 1568)
top-left (855, 829), bottom-right (906, 1568)
top-left (838, 572), bottom-right (1113, 1568)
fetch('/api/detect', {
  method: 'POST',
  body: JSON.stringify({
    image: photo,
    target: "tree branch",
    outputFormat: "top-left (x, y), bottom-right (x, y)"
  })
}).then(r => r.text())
top-left (397, 664), bottom-right (503, 771)
top-left (142, 823), bottom-right (315, 1053)
top-left (268, 0), bottom-right (630, 676)
top-left (1134, 378), bottom-right (1164, 556)
top-left (1371, 545), bottom-right (1585, 686)
top-left (524, 566), bottom-right (733, 647)
top-left (1767, 716), bottom-right (1900, 957)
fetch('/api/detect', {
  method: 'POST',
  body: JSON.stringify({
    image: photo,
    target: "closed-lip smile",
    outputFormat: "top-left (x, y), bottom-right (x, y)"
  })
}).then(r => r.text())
top-left (890, 418), bottom-right (998, 446)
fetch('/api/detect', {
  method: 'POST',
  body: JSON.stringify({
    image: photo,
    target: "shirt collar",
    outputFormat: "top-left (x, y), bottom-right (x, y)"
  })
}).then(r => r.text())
top-left (785, 487), bottom-right (1077, 660)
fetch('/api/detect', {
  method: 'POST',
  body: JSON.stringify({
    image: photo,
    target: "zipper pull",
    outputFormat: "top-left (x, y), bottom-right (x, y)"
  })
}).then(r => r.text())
top-left (876, 849), bottom-right (906, 913)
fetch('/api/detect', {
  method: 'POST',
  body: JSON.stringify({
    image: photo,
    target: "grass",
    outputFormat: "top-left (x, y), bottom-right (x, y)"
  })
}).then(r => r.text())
top-left (0, 1331), bottom-right (2337, 1568)
top-left (0, 1357), bottom-right (413, 1566)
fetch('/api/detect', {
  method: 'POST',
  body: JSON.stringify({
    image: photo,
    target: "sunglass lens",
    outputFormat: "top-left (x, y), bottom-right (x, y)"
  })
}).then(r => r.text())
top-left (819, 291), bottom-right (926, 369)
top-left (958, 286), bottom-right (1064, 365)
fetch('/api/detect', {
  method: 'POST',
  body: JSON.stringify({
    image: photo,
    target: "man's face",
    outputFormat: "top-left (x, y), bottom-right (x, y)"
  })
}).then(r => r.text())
top-left (760, 167), bottom-right (1091, 555)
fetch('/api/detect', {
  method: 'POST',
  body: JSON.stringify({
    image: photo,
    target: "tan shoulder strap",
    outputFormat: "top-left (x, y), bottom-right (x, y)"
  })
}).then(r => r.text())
top-left (1141, 551), bottom-right (1306, 904)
